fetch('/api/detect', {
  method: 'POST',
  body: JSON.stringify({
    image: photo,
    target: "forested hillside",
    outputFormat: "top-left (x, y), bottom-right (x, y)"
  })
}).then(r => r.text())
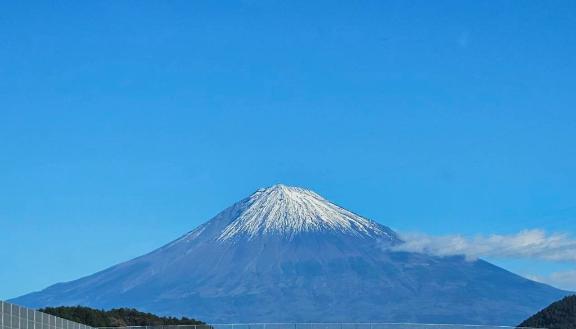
top-left (519, 295), bottom-right (576, 329)
top-left (40, 306), bottom-right (206, 327)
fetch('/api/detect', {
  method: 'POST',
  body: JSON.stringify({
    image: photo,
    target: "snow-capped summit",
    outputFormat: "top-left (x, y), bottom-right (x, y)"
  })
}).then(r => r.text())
top-left (12, 184), bottom-right (569, 325)
top-left (217, 184), bottom-right (395, 240)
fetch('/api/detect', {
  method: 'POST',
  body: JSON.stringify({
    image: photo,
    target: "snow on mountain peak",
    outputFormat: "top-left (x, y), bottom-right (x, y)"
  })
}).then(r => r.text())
top-left (217, 184), bottom-right (395, 240)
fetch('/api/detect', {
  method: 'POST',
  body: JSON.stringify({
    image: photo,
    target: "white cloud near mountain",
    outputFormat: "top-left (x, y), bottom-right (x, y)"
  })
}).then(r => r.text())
top-left (393, 229), bottom-right (576, 262)
top-left (527, 270), bottom-right (576, 291)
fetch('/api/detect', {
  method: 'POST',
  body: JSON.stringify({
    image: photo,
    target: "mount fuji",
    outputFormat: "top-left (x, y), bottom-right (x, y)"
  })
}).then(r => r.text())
top-left (12, 184), bottom-right (569, 325)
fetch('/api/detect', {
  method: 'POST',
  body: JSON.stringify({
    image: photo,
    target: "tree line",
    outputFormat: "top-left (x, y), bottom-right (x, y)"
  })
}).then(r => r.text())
top-left (39, 306), bottom-right (206, 328)
top-left (519, 295), bottom-right (576, 329)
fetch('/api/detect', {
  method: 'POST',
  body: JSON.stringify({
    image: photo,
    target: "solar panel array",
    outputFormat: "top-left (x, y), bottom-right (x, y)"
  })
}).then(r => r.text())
top-left (0, 301), bottom-right (93, 329)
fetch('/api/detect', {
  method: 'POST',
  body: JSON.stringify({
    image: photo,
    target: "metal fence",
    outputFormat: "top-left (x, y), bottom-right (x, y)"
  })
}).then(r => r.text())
top-left (98, 323), bottom-right (544, 329)
top-left (0, 301), bottom-right (543, 329)
top-left (0, 301), bottom-right (93, 329)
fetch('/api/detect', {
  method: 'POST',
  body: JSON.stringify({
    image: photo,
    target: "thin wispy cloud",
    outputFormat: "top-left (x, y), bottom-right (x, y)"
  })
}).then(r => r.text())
top-left (392, 229), bottom-right (576, 262)
top-left (527, 270), bottom-right (576, 291)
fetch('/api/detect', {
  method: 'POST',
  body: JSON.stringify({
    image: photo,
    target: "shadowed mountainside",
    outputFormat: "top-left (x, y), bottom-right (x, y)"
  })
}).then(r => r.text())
top-left (519, 295), bottom-right (576, 329)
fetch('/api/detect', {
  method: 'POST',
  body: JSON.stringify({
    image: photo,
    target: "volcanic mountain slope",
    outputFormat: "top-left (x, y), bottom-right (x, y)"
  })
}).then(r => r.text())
top-left (12, 184), bottom-right (569, 325)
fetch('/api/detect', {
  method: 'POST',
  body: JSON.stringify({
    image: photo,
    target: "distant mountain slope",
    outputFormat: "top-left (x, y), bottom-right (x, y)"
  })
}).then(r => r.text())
top-left (40, 306), bottom-right (206, 327)
top-left (519, 295), bottom-right (576, 329)
top-left (12, 185), bottom-right (570, 325)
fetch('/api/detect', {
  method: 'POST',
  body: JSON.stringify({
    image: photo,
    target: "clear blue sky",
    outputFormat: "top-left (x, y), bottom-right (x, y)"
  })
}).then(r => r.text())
top-left (1, 0), bottom-right (576, 300)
